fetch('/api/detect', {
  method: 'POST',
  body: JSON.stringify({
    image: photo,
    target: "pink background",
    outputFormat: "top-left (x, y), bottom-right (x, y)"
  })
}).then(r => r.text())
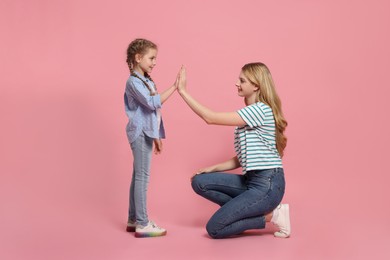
top-left (1, 0), bottom-right (390, 259)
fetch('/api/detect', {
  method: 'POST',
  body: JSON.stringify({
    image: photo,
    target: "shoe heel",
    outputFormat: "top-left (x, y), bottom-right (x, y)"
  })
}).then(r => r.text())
top-left (273, 204), bottom-right (291, 238)
top-left (126, 226), bottom-right (136, 232)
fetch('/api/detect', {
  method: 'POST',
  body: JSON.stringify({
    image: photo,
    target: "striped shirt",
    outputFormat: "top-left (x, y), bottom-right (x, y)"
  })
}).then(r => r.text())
top-left (235, 102), bottom-right (282, 173)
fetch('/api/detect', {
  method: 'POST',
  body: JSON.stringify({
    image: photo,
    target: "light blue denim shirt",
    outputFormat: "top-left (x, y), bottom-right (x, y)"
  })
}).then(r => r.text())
top-left (124, 72), bottom-right (166, 143)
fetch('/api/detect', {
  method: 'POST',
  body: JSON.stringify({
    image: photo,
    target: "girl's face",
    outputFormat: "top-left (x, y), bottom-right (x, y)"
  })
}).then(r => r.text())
top-left (235, 72), bottom-right (259, 98)
top-left (136, 48), bottom-right (158, 74)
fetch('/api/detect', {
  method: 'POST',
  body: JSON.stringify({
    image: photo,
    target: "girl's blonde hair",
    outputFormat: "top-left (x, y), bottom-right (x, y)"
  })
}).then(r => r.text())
top-left (242, 62), bottom-right (288, 157)
top-left (126, 38), bottom-right (157, 73)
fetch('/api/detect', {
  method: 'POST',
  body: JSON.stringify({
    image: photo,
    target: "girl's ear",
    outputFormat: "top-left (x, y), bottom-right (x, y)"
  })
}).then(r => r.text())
top-left (135, 53), bottom-right (142, 63)
top-left (253, 85), bottom-right (260, 92)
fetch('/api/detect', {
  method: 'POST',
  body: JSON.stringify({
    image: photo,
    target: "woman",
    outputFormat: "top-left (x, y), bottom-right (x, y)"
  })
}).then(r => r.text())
top-left (177, 63), bottom-right (291, 239)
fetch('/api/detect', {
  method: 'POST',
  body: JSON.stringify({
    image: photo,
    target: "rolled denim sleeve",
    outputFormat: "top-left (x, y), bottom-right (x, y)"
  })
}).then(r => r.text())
top-left (127, 78), bottom-right (161, 111)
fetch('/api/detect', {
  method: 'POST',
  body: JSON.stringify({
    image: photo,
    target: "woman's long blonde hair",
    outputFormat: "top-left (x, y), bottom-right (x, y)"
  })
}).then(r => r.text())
top-left (242, 62), bottom-right (288, 157)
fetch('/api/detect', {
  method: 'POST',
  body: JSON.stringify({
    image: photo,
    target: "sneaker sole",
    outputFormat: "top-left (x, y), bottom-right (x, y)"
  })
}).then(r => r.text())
top-left (135, 231), bottom-right (167, 238)
top-left (274, 231), bottom-right (290, 238)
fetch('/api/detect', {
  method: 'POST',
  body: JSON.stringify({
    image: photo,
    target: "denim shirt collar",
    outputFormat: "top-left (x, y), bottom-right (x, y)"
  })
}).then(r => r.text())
top-left (132, 71), bottom-right (149, 82)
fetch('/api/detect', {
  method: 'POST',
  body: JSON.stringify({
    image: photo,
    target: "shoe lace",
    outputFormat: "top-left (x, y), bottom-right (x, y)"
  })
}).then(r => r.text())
top-left (150, 221), bottom-right (159, 229)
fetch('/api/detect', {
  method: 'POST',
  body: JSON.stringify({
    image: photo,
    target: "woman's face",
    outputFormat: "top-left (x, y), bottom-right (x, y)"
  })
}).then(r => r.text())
top-left (235, 72), bottom-right (259, 98)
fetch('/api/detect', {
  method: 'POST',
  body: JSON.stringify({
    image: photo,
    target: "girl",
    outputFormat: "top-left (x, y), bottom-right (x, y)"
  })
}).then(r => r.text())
top-left (177, 63), bottom-right (291, 239)
top-left (124, 38), bottom-right (177, 238)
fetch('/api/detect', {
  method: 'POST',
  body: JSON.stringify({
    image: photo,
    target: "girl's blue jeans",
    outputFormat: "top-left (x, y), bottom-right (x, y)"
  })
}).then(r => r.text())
top-left (191, 168), bottom-right (285, 239)
top-left (128, 132), bottom-right (153, 226)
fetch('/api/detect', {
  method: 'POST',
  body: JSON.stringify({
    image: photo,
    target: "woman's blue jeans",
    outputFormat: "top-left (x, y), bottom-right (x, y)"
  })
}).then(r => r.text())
top-left (128, 133), bottom-right (153, 226)
top-left (191, 168), bottom-right (285, 239)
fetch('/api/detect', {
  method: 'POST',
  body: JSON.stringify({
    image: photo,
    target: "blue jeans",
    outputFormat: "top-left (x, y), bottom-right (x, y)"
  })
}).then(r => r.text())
top-left (128, 132), bottom-right (153, 226)
top-left (191, 168), bottom-right (285, 239)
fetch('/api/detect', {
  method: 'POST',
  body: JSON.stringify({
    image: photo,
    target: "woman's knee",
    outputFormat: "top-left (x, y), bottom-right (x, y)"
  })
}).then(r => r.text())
top-left (191, 174), bottom-right (205, 194)
top-left (206, 219), bottom-right (223, 239)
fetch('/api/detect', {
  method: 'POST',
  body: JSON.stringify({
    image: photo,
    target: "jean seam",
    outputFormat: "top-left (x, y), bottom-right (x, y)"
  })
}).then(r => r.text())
top-left (202, 183), bottom-right (246, 192)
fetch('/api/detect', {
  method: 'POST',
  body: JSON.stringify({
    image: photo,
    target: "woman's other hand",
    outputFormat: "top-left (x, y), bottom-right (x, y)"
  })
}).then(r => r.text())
top-left (190, 166), bottom-right (214, 181)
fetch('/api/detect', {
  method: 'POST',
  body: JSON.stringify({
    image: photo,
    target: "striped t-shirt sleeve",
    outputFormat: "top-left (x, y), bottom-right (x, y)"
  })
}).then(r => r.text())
top-left (237, 104), bottom-right (266, 127)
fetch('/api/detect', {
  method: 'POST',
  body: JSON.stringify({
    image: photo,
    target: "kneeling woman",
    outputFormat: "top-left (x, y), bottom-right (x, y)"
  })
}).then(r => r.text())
top-left (177, 63), bottom-right (291, 239)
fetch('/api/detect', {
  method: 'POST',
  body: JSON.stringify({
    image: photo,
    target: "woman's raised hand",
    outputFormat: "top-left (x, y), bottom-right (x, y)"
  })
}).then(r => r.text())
top-left (177, 66), bottom-right (187, 94)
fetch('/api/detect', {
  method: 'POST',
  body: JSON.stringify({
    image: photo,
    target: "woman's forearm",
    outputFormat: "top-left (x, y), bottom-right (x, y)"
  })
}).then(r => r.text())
top-left (177, 67), bottom-right (246, 126)
top-left (205, 157), bottom-right (241, 172)
top-left (179, 90), bottom-right (246, 126)
top-left (179, 90), bottom-right (215, 124)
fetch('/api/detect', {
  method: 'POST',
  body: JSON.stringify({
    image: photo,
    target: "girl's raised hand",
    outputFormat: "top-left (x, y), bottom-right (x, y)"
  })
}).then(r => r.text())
top-left (173, 68), bottom-right (180, 90)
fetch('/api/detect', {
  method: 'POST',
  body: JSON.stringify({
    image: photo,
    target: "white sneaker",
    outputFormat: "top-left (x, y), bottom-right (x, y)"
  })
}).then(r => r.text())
top-left (271, 204), bottom-right (291, 238)
top-left (135, 221), bottom-right (167, 238)
top-left (126, 220), bottom-right (136, 232)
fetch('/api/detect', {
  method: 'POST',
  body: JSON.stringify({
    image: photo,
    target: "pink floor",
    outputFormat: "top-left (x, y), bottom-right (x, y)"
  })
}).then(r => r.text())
top-left (1, 164), bottom-right (389, 260)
